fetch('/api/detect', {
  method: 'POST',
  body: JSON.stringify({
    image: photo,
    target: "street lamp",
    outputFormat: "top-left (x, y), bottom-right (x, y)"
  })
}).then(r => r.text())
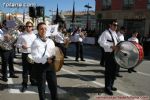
top-left (84, 3), bottom-right (92, 32)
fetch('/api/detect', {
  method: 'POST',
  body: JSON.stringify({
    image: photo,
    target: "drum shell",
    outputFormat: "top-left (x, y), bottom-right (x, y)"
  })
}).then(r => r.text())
top-left (53, 47), bottom-right (64, 72)
top-left (114, 41), bottom-right (144, 69)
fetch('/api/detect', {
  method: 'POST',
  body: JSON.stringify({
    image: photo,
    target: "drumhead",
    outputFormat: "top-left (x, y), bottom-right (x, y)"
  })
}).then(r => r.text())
top-left (114, 41), bottom-right (140, 69)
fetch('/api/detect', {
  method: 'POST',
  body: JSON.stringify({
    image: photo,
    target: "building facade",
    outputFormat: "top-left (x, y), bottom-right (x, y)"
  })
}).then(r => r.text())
top-left (95, 0), bottom-right (150, 37)
top-left (62, 11), bottom-right (96, 31)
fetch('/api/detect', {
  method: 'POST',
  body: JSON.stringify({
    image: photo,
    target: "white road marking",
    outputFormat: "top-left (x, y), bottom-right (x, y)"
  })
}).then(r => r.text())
top-left (137, 71), bottom-right (150, 77)
top-left (8, 66), bottom-right (67, 94)
top-left (62, 68), bottom-right (131, 96)
top-left (67, 56), bottom-right (150, 77)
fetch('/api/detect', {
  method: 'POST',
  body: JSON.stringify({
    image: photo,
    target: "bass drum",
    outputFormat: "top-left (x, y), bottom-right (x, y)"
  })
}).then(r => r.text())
top-left (114, 41), bottom-right (144, 69)
top-left (53, 47), bottom-right (64, 72)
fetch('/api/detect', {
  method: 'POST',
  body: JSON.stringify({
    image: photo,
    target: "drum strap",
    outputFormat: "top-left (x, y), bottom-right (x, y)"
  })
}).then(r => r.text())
top-left (108, 30), bottom-right (119, 44)
top-left (42, 44), bottom-right (47, 57)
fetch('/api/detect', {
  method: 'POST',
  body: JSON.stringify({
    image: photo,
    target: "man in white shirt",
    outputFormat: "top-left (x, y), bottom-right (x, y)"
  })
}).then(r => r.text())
top-left (54, 25), bottom-right (65, 56)
top-left (116, 26), bottom-right (126, 77)
top-left (74, 27), bottom-right (86, 61)
top-left (98, 20), bottom-right (119, 95)
top-left (31, 22), bottom-right (58, 100)
top-left (16, 21), bottom-right (37, 92)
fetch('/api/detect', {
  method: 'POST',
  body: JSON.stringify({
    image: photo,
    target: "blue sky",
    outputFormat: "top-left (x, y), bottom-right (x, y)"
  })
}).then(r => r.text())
top-left (0, 0), bottom-right (95, 16)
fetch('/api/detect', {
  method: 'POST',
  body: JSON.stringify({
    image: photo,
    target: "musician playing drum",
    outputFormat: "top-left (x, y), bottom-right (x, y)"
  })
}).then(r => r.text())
top-left (98, 20), bottom-right (119, 95)
top-left (31, 22), bottom-right (58, 100)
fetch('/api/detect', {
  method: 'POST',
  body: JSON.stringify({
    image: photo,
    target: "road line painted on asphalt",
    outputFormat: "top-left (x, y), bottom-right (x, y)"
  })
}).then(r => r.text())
top-left (61, 68), bottom-right (131, 96)
top-left (67, 56), bottom-right (150, 77)
top-left (8, 66), bottom-right (67, 94)
top-left (7, 67), bottom-right (37, 94)
top-left (137, 71), bottom-right (150, 77)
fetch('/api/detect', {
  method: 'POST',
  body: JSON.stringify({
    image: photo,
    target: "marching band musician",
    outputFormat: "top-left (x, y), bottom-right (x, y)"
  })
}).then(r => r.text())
top-left (63, 28), bottom-right (71, 58)
top-left (98, 20), bottom-right (119, 95)
top-left (74, 27), bottom-right (86, 62)
top-left (0, 20), bottom-right (18, 82)
top-left (127, 31), bottom-right (139, 73)
top-left (16, 21), bottom-right (37, 92)
top-left (54, 25), bottom-right (65, 56)
top-left (31, 22), bottom-right (58, 100)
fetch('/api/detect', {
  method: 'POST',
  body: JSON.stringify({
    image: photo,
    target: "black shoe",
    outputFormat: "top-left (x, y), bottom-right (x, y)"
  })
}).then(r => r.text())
top-left (81, 59), bottom-right (85, 61)
top-left (111, 87), bottom-right (117, 91)
top-left (10, 75), bottom-right (19, 78)
top-left (116, 74), bottom-right (123, 77)
top-left (104, 89), bottom-right (113, 95)
top-left (75, 59), bottom-right (79, 62)
top-left (131, 69), bottom-right (137, 72)
top-left (2, 77), bottom-right (8, 82)
top-left (128, 69), bottom-right (132, 73)
top-left (31, 82), bottom-right (37, 86)
top-left (20, 86), bottom-right (27, 92)
top-left (100, 63), bottom-right (105, 67)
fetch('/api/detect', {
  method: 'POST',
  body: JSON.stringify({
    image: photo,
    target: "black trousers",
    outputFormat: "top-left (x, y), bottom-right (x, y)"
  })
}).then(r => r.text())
top-left (22, 53), bottom-right (35, 86)
top-left (104, 52), bottom-right (117, 90)
top-left (75, 42), bottom-right (84, 60)
top-left (1, 49), bottom-right (15, 78)
top-left (100, 47), bottom-right (105, 66)
top-left (34, 63), bottom-right (58, 100)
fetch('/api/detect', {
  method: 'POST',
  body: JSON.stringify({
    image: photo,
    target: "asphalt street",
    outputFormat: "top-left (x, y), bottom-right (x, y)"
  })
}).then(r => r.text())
top-left (0, 44), bottom-right (150, 100)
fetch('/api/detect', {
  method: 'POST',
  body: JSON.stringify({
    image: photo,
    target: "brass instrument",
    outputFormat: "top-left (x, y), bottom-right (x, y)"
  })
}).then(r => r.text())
top-left (64, 32), bottom-right (71, 48)
top-left (0, 19), bottom-right (19, 50)
top-left (0, 35), bottom-right (14, 50)
top-left (64, 37), bottom-right (71, 48)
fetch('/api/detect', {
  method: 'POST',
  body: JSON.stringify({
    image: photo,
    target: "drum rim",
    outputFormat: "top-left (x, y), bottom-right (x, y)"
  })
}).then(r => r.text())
top-left (114, 41), bottom-right (140, 69)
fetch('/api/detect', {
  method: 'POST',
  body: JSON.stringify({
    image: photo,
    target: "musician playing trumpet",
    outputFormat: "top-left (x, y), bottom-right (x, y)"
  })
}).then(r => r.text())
top-left (74, 27), bottom-right (86, 61)
top-left (30, 22), bottom-right (58, 100)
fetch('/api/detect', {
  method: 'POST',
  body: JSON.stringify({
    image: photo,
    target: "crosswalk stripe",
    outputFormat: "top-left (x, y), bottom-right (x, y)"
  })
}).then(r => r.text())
top-left (7, 66), bottom-right (67, 94)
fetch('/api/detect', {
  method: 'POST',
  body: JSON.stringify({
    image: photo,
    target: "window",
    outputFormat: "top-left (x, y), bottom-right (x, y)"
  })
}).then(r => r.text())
top-left (123, 0), bottom-right (134, 9)
top-left (147, 0), bottom-right (150, 9)
top-left (102, 0), bottom-right (111, 10)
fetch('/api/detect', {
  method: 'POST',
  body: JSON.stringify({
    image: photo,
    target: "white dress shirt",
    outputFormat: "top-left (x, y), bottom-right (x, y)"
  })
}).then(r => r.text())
top-left (117, 32), bottom-right (124, 42)
top-left (128, 37), bottom-right (139, 43)
top-left (98, 29), bottom-right (119, 52)
top-left (74, 32), bottom-right (84, 42)
top-left (31, 38), bottom-right (55, 64)
top-left (0, 29), bottom-right (4, 40)
top-left (55, 32), bottom-right (64, 43)
top-left (16, 31), bottom-right (36, 53)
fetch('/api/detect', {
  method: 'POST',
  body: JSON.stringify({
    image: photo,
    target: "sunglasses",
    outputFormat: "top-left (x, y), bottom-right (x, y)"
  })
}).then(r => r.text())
top-left (26, 26), bottom-right (33, 28)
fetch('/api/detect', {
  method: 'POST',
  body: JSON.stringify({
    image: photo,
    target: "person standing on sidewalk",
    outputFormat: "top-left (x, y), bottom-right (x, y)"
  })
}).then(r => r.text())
top-left (98, 20), bottom-right (119, 95)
